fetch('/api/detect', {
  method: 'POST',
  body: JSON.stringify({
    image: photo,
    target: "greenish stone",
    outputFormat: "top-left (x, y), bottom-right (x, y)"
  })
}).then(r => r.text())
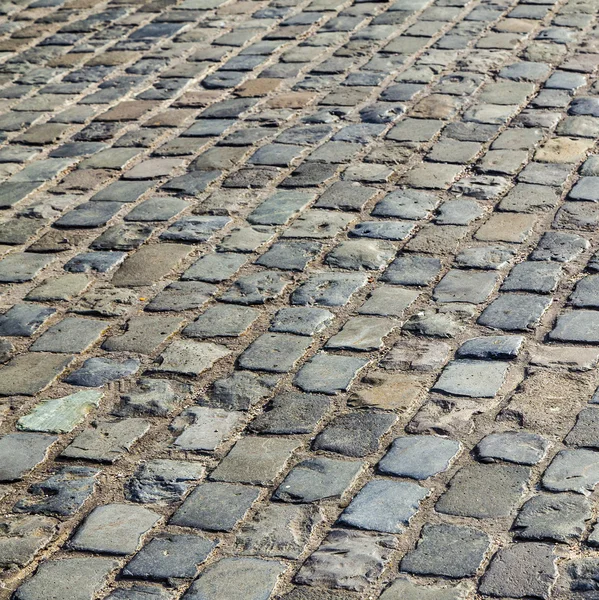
top-left (17, 391), bottom-right (103, 433)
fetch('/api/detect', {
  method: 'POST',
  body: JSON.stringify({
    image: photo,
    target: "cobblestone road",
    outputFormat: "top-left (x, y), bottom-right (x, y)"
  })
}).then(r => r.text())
top-left (0, 0), bottom-right (598, 597)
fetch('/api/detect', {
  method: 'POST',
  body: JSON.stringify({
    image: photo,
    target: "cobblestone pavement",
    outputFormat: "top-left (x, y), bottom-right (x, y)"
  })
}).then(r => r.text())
top-left (0, 0), bottom-right (599, 596)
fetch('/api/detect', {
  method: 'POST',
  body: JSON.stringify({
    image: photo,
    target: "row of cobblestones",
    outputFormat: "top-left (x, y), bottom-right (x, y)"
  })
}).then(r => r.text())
top-left (1, 0), bottom-right (599, 597)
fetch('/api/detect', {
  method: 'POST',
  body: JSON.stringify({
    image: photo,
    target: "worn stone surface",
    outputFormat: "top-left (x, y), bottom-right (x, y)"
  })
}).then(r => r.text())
top-left (0, 0), bottom-right (597, 596)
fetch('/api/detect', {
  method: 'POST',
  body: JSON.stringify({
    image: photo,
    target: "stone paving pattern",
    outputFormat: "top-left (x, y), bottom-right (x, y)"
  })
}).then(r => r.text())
top-left (0, 0), bottom-right (598, 596)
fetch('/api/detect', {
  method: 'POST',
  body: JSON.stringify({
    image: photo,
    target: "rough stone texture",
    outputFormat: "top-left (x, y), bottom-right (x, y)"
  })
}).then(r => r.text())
top-left (0, 0), bottom-right (597, 596)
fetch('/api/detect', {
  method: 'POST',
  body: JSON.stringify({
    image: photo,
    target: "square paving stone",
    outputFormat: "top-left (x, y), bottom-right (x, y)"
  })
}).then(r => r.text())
top-left (433, 270), bottom-right (498, 303)
top-left (270, 307), bottom-right (333, 336)
top-left (17, 390), bottom-right (102, 434)
top-left (210, 436), bottom-right (301, 485)
top-left (382, 254), bottom-right (441, 286)
top-left (0, 353), bottom-right (73, 396)
top-left (435, 199), bottom-right (484, 225)
top-left (26, 274), bottom-right (90, 303)
top-left (325, 239), bottom-right (396, 270)
top-left (542, 449), bottom-right (599, 494)
top-left (249, 393), bottom-right (332, 435)
top-left (61, 418), bottom-right (150, 463)
top-left (566, 407), bottom-right (599, 448)
top-left (184, 304), bottom-right (259, 338)
top-left (291, 272), bottom-right (368, 307)
top-left (378, 435), bottom-right (461, 480)
top-left (170, 482), bottom-right (260, 531)
top-left (70, 503), bottom-right (160, 555)
top-left (275, 457), bottom-right (364, 503)
top-left (315, 182), bottom-right (377, 212)
top-left (123, 534), bottom-right (215, 580)
top-left (531, 232), bottom-right (590, 264)
top-left (502, 262), bottom-right (562, 294)
top-left (257, 241), bottom-right (322, 271)
top-left (433, 359), bottom-right (509, 398)
top-left (0, 253), bottom-right (54, 282)
top-left (313, 411), bottom-right (397, 457)
top-left (479, 543), bottom-right (558, 599)
top-left (30, 317), bottom-right (109, 353)
top-left (295, 353), bottom-right (369, 394)
top-left (13, 557), bottom-right (119, 600)
top-left (145, 282), bottom-right (217, 312)
top-left (358, 286), bottom-right (420, 318)
top-left (89, 223), bottom-right (154, 252)
top-left (204, 371), bottom-right (279, 412)
top-left (372, 189), bottom-right (439, 220)
top-left (512, 493), bottom-right (591, 544)
top-left (326, 317), bottom-right (395, 351)
top-left (171, 406), bottom-right (244, 453)
top-left (125, 459), bottom-right (204, 504)
top-left (153, 341), bottom-right (230, 376)
top-left (379, 578), bottom-right (471, 600)
top-left (282, 210), bottom-right (354, 239)
top-left (64, 252), bottom-right (127, 273)
top-left (550, 311), bottom-right (599, 344)
top-left (478, 293), bottom-right (552, 331)
top-left (436, 463), bottom-right (530, 518)
top-left (90, 180), bottom-right (151, 203)
top-left (183, 557), bottom-right (285, 600)
top-left (0, 514), bottom-right (57, 571)
top-left (182, 253), bottom-right (247, 283)
top-left (160, 216), bottom-right (231, 243)
top-left (125, 196), bottom-right (188, 222)
top-left (248, 191), bottom-right (314, 226)
top-left (295, 529), bottom-right (398, 592)
top-left (0, 433), bottom-right (57, 482)
top-left (220, 272), bottom-right (289, 305)
top-left (102, 316), bottom-right (181, 354)
top-left (54, 202), bottom-right (123, 228)
top-left (338, 479), bottom-right (428, 533)
top-left (236, 503), bottom-right (322, 559)
top-left (570, 276), bottom-right (599, 308)
top-left (350, 220), bottom-right (414, 241)
top-left (13, 465), bottom-right (99, 516)
top-left (64, 357), bottom-right (140, 387)
top-left (401, 524), bottom-right (490, 579)
top-left (457, 335), bottom-right (524, 360)
top-left (238, 333), bottom-right (313, 373)
top-left (0, 304), bottom-right (55, 337)
top-left (475, 431), bottom-right (549, 465)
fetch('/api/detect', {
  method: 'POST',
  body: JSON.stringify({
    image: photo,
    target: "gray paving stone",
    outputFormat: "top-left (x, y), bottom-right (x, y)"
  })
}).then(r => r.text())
top-left (55, 201), bottom-right (123, 228)
top-left (282, 210), bottom-right (354, 239)
top-left (358, 286), bottom-right (419, 317)
top-left (531, 231), bottom-right (589, 262)
top-left (62, 418), bottom-right (150, 463)
top-left (502, 261), bottom-right (562, 294)
top-left (479, 543), bottom-right (558, 599)
top-left (326, 316), bottom-right (395, 351)
top-left (382, 254), bottom-right (441, 285)
top-left (70, 503), bottom-right (159, 555)
top-left (237, 503), bottom-right (322, 559)
top-left (14, 466), bottom-right (99, 516)
top-left (145, 281), bottom-right (216, 312)
top-left (13, 557), bottom-right (118, 600)
top-left (315, 182), bottom-right (376, 211)
top-left (513, 493), bottom-right (591, 544)
top-left (203, 371), bottom-right (278, 412)
top-left (103, 316), bottom-right (181, 354)
top-left (238, 333), bottom-right (313, 373)
top-left (270, 307), bottom-right (333, 336)
top-left (125, 197), bottom-right (188, 222)
top-left (0, 514), bottom-right (57, 572)
top-left (221, 271), bottom-right (289, 305)
top-left (153, 341), bottom-right (230, 376)
top-left (325, 239), bottom-right (395, 270)
top-left (437, 463), bottom-right (530, 518)
top-left (0, 433), bottom-right (57, 482)
top-left (65, 357), bottom-right (140, 387)
top-left (543, 449), bottom-right (599, 494)
top-left (170, 482), bottom-right (260, 531)
top-left (372, 189), bottom-right (439, 220)
top-left (182, 253), bottom-right (246, 282)
top-left (126, 459), bottom-right (205, 504)
top-left (566, 407), bottom-right (599, 448)
top-left (378, 435), bottom-right (460, 480)
top-left (401, 524), bottom-right (490, 578)
top-left (0, 253), bottom-right (54, 283)
top-left (476, 431), bottom-right (550, 465)
top-left (0, 304), bottom-right (55, 337)
top-left (313, 411), bottom-right (396, 457)
top-left (350, 220), bottom-right (414, 241)
top-left (123, 533), bottom-right (215, 580)
top-left (257, 240), bottom-right (322, 271)
top-left (292, 272), bottom-right (368, 306)
top-left (0, 353), bottom-right (74, 396)
top-left (64, 251), bottom-right (127, 273)
top-left (338, 479), bottom-right (428, 533)
top-left (249, 393), bottom-right (332, 435)
top-left (274, 456), bottom-right (364, 502)
top-left (434, 359), bottom-right (509, 398)
top-left (295, 529), bottom-right (398, 592)
top-left (570, 276), bottom-right (599, 309)
top-left (183, 557), bottom-right (285, 600)
top-left (248, 191), bottom-right (314, 225)
top-left (379, 578), bottom-right (471, 600)
top-left (478, 293), bottom-right (552, 331)
top-left (433, 270), bottom-right (498, 303)
top-left (211, 436), bottom-right (301, 485)
top-left (550, 311), bottom-right (599, 343)
top-left (30, 317), bottom-right (108, 354)
top-left (184, 304), bottom-right (258, 338)
top-left (457, 335), bottom-right (523, 360)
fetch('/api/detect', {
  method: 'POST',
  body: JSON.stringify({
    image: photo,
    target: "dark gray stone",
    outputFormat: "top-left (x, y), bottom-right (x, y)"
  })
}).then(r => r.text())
top-left (0, 433), bottom-right (57, 482)
top-left (64, 357), bottom-right (140, 387)
top-left (145, 282), bottom-right (217, 312)
top-left (457, 335), bottom-right (524, 360)
top-left (257, 241), bottom-right (322, 271)
top-left (476, 431), bottom-right (549, 465)
top-left (372, 189), bottom-right (439, 220)
top-left (291, 272), bottom-right (367, 306)
top-left (204, 371), bottom-right (278, 411)
top-left (238, 333), bottom-right (312, 373)
top-left (0, 304), bottom-right (55, 337)
top-left (64, 252), bottom-right (127, 273)
top-left (478, 294), bottom-right (552, 331)
top-left (543, 449), bottom-right (599, 494)
top-left (184, 304), bottom-right (259, 338)
top-left (270, 307), bottom-right (333, 336)
top-left (401, 524), bottom-right (490, 578)
top-left (502, 262), bottom-right (562, 293)
top-left (220, 272), bottom-right (289, 305)
top-left (116, 379), bottom-right (190, 417)
top-left (382, 255), bottom-right (441, 285)
top-left (550, 311), bottom-right (599, 343)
